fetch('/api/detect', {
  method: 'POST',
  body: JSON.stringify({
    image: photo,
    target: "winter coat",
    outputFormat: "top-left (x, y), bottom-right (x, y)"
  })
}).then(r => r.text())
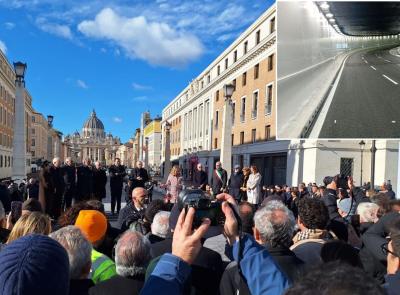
top-left (93, 168), bottom-right (107, 200)
top-left (246, 172), bottom-right (261, 204)
top-left (228, 172), bottom-right (244, 200)
top-left (166, 175), bottom-right (183, 201)
top-left (211, 169), bottom-right (228, 196)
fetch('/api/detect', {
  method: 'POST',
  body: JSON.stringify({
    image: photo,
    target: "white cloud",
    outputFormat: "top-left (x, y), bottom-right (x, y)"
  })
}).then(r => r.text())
top-left (0, 40), bottom-right (7, 54)
top-left (77, 79), bottom-right (88, 89)
top-left (36, 17), bottom-right (73, 40)
top-left (4, 22), bottom-right (15, 30)
top-left (133, 96), bottom-right (148, 101)
top-left (77, 7), bottom-right (204, 67)
top-left (132, 82), bottom-right (152, 91)
top-left (113, 117), bottom-right (122, 123)
top-left (100, 47), bottom-right (107, 53)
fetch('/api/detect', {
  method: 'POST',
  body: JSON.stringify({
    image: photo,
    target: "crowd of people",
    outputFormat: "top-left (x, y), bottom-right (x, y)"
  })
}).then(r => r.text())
top-left (0, 157), bottom-right (399, 294)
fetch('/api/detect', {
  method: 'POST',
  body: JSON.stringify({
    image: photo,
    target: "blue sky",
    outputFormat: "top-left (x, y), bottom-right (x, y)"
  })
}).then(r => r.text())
top-left (0, 0), bottom-right (274, 142)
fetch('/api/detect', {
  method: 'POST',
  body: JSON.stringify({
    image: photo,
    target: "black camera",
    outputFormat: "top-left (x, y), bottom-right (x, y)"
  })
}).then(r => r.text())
top-left (335, 174), bottom-right (349, 190)
top-left (178, 189), bottom-right (225, 227)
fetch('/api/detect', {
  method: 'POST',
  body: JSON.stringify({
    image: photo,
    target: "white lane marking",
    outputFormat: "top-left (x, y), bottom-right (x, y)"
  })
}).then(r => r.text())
top-left (383, 74), bottom-right (398, 85)
top-left (384, 59), bottom-right (391, 63)
top-left (392, 121), bottom-right (396, 124)
top-left (365, 60), bottom-right (368, 64)
top-left (334, 120), bottom-right (337, 124)
top-left (370, 66), bottom-right (377, 70)
top-left (309, 54), bottom-right (351, 138)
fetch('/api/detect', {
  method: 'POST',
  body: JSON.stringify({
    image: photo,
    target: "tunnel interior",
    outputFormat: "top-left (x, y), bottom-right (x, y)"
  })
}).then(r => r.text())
top-left (319, 2), bottom-right (400, 36)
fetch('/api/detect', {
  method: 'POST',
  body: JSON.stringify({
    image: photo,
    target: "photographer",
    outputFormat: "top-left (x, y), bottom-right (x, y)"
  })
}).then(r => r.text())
top-left (141, 193), bottom-right (289, 295)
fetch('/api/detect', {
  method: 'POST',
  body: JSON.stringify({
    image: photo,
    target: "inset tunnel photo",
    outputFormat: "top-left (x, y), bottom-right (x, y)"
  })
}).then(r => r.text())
top-left (277, 1), bottom-right (400, 139)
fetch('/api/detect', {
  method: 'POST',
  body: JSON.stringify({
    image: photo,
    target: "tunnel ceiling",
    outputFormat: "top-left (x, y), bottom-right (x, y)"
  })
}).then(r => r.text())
top-left (327, 2), bottom-right (400, 36)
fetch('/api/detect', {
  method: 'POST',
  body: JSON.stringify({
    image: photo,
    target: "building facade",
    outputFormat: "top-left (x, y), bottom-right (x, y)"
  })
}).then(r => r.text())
top-left (116, 141), bottom-right (134, 168)
top-left (143, 118), bottom-right (162, 171)
top-left (63, 110), bottom-right (121, 165)
top-left (0, 50), bottom-right (15, 180)
top-left (160, 3), bottom-right (399, 191)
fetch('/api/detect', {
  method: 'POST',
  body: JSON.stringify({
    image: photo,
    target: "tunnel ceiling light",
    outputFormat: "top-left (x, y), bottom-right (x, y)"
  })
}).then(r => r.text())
top-left (320, 2), bottom-right (330, 9)
top-left (326, 13), bottom-right (333, 18)
top-left (329, 18), bottom-right (336, 23)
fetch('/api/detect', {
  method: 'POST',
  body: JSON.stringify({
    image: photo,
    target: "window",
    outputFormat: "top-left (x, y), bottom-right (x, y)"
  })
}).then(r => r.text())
top-left (251, 129), bottom-right (256, 143)
top-left (31, 139), bottom-right (35, 146)
top-left (240, 97), bottom-right (246, 122)
top-left (0, 155), bottom-right (2, 167)
top-left (216, 90), bottom-right (220, 102)
top-left (270, 17), bottom-right (275, 33)
top-left (252, 91), bottom-right (259, 119)
top-left (207, 74), bottom-right (210, 84)
top-left (215, 111), bottom-right (219, 129)
top-left (265, 125), bottom-right (271, 140)
top-left (31, 128), bottom-right (35, 134)
top-left (265, 84), bottom-right (273, 115)
top-left (254, 64), bottom-right (259, 79)
top-left (201, 80), bottom-right (204, 89)
top-left (340, 158), bottom-right (354, 177)
top-left (214, 138), bottom-right (218, 149)
top-left (205, 100), bottom-right (210, 135)
top-left (256, 30), bottom-right (261, 44)
top-left (232, 79), bottom-right (236, 89)
top-left (32, 115), bottom-right (35, 123)
top-left (225, 58), bottom-right (228, 70)
top-left (244, 41), bottom-right (248, 54)
top-left (242, 72), bottom-right (247, 86)
top-left (233, 50), bottom-right (237, 62)
top-left (268, 54), bottom-right (274, 71)
top-left (31, 151), bottom-right (35, 157)
top-left (240, 132), bottom-right (244, 144)
top-left (217, 65), bottom-right (220, 76)
top-left (231, 134), bottom-right (234, 146)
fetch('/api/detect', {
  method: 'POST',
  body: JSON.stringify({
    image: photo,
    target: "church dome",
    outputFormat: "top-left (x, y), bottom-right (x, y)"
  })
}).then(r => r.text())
top-left (83, 110), bottom-right (104, 130)
top-left (82, 110), bottom-right (106, 139)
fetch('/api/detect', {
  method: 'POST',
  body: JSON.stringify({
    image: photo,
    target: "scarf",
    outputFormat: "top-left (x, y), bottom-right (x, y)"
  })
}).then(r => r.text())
top-left (293, 228), bottom-right (333, 243)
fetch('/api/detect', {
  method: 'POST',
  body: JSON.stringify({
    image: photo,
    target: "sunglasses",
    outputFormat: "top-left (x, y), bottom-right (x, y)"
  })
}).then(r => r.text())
top-left (381, 243), bottom-right (398, 257)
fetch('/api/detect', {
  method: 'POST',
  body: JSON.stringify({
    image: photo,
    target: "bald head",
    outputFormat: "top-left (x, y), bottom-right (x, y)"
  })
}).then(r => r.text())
top-left (132, 187), bottom-right (147, 208)
top-left (52, 157), bottom-right (61, 168)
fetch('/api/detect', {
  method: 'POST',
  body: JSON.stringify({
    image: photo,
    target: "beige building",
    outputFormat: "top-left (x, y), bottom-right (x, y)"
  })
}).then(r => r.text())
top-left (143, 118), bottom-right (162, 170)
top-left (0, 50), bottom-right (16, 180)
top-left (116, 141), bottom-right (134, 168)
top-left (162, 5), bottom-right (277, 180)
top-left (63, 110), bottom-right (121, 165)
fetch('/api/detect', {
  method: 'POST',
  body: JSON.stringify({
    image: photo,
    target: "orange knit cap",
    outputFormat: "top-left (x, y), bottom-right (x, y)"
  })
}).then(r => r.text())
top-left (74, 210), bottom-right (107, 243)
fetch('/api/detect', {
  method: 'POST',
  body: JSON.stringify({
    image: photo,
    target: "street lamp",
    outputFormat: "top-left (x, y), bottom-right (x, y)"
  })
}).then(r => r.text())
top-left (47, 115), bottom-right (54, 127)
top-left (164, 121), bottom-right (172, 181)
top-left (13, 62), bottom-right (27, 83)
top-left (220, 83), bottom-right (236, 175)
top-left (144, 136), bottom-right (149, 170)
top-left (370, 140), bottom-right (377, 189)
top-left (359, 140), bottom-right (365, 186)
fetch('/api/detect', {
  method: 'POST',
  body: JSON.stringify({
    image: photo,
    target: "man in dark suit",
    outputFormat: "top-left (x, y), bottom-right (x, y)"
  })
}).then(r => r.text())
top-left (93, 161), bottom-right (107, 201)
top-left (192, 163), bottom-right (208, 190)
top-left (76, 158), bottom-right (94, 202)
top-left (89, 231), bottom-right (150, 295)
top-left (109, 158), bottom-right (126, 215)
top-left (48, 157), bottom-right (65, 219)
top-left (228, 165), bottom-right (244, 202)
top-left (62, 157), bottom-right (76, 210)
top-left (131, 161), bottom-right (149, 189)
top-left (210, 161), bottom-right (227, 198)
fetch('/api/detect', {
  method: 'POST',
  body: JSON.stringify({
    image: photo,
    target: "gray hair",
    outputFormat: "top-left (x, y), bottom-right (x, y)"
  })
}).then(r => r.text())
top-left (254, 200), bottom-right (296, 248)
top-left (49, 226), bottom-right (92, 279)
top-left (356, 202), bottom-right (379, 223)
top-left (115, 230), bottom-right (151, 277)
top-left (151, 211), bottom-right (170, 238)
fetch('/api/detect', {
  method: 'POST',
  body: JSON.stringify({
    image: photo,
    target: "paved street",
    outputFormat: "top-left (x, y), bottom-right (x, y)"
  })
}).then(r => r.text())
top-left (317, 45), bottom-right (400, 138)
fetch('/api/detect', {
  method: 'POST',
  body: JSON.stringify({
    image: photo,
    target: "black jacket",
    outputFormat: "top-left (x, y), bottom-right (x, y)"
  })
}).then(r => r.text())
top-left (192, 170), bottom-right (208, 190)
top-left (109, 165), bottom-right (126, 188)
top-left (62, 165), bottom-right (76, 187)
top-left (76, 166), bottom-right (94, 200)
top-left (0, 184), bottom-right (11, 213)
top-left (117, 202), bottom-right (145, 231)
top-left (69, 279), bottom-right (94, 295)
top-left (210, 169), bottom-right (228, 195)
top-left (93, 168), bottom-right (107, 199)
top-left (50, 166), bottom-right (65, 195)
top-left (322, 189), bottom-right (341, 221)
top-left (228, 172), bottom-right (244, 199)
top-left (220, 246), bottom-right (305, 295)
top-left (131, 167), bottom-right (149, 188)
top-left (89, 275), bottom-right (144, 295)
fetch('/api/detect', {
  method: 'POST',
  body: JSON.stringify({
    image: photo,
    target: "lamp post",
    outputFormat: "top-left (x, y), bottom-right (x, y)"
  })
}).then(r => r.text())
top-left (359, 140), bottom-right (365, 186)
top-left (370, 140), bottom-right (377, 190)
top-left (220, 83), bottom-right (235, 175)
top-left (164, 121), bottom-right (172, 181)
top-left (12, 62), bottom-right (27, 183)
top-left (144, 136), bottom-right (149, 171)
top-left (47, 115), bottom-right (54, 127)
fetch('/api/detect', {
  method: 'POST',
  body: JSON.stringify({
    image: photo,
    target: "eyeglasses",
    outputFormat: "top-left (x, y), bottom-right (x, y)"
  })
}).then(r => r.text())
top-left (381, 243), bottom-right (398, 257)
